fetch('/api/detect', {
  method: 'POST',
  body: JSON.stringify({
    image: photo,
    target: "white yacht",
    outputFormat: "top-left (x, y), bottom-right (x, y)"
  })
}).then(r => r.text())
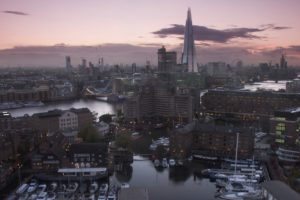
top-left (27, 182), bottom-right (38, 193)
top-left (99, 183), bottom-right (109, 194)
top-left (66, 182), bottom-right (78, 193)
top-left (162, 158), bottom-right (168, 168)
top-left (169, 159), bottom-right (176, 167)
top-left (46, 192), bottom-right (56, 200)
top-left (37, 191), bottom-right (47, 200)
top-left (107, 186), bottom-right (117, 200)
top-left (121, 183), bottom-right (130, 189)
top-left (98, 191), bottom-right (107, 200)
top-left (48, 182), bottom-right (57, 192)
top-left (16, 184), bottom-right (29, 195)
top-left (89, 182), bottom-right (99, 194)
top-left (154, 159), bottom-right (161, 167)
top-left (36, 184), bottom-right (47, 195)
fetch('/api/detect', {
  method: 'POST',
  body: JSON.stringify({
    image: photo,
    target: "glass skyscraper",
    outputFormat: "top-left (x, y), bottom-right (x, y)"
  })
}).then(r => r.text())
top-left (181, 8), bottom-right (196, 72)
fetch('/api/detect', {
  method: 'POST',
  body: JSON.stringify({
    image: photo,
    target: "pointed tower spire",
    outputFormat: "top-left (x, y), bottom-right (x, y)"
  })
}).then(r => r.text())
top-left (181, 8), bottom-right (196, 72)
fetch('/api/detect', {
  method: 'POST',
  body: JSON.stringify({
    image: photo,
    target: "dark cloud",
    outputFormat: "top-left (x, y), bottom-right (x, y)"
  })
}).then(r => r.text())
top-left (138, 43), bottom-right (165, 47)
top-left (3, 10), bottom-right (29, 16)
top-left (195, 42), bottom-right (211, 47)
top-left (260, 24), bottom-right (292, 30)
top-left (153, 23), bottom-right (291, 43)
top-left (153, 24), bottom-right (264, 43)
top-left (260, 45), bottom-right (300, 62)
top-left (289, 45), bottom-right (300, 52)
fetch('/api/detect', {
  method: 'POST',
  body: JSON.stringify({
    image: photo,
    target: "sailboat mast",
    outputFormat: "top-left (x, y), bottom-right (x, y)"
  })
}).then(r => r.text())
top-left (234, 132), bottom-right (239, 174)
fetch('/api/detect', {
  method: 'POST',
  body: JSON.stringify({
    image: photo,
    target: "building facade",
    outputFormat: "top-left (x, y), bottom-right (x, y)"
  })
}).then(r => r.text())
top-left (192, 123), bottom-right (254, 159)
top-left (202, 89), bottom-right (300, 129)
top-left (270, 108), bottom-right (300, 163)
top-left (59, 111), bottom-right (78, 130)
top-left (69, 143), bottom-right (108, 167)
top-left (157, 46), bottom-right (177, 73)
top-left (32, 108), bottom-right (93, 133)
top-left (181, 8), bottom-right (196, 72)
top-left (123, 80), bottom-right (196, 123)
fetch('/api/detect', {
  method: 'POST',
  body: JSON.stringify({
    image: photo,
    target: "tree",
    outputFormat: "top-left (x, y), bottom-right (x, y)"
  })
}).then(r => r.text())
top-left (78, 125), bottom-right (103, 143)
top-left (117, 109), bottom-right (123, 117)
top-left (99, 114), bottom-right (112, 124)
top-left (115, 133), bottom-right (132, 149)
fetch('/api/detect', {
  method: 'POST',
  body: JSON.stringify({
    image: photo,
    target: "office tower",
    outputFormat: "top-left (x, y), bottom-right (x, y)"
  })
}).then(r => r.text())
top-left (181, 8), bottom-right (196, 72)
top-left (132, 63), bottom-right (137, 74)
top-left (280, 54), bottom-right (288, 69)
top-left (157, 46), bottom-right (177, 73)
top-left (82, 59), bottom-right (87, 68)
top-left (65, 56), bottom-right (72, 71)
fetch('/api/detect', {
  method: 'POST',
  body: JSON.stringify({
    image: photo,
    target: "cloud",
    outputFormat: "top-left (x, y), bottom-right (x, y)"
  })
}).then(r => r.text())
top-left (262, 46), bottom-right (300, 56)
top-left (195, 42), bottom-right (211, 47)
top-left (153, 23), bottom-right (291, 43)
top-left (258, 45), bottom-right (300, 64)
top-left (260, 24), bottom-right (292, 30)
top-left (153, 24), bottom-right (265, 43)
top-left (288, 45), bottom-right (300, 53)
top-left (3, 10), bottom-right (29, 16)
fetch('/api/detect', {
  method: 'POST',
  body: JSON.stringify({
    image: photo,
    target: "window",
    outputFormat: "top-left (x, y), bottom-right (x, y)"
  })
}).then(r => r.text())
top-left (275, 139), bottom-right (285, 144)
top-left (275, 123), bottom-right (285, 135)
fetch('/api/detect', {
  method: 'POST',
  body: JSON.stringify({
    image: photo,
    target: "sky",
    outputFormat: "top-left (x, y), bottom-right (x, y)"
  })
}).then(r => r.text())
top-left (1, 0), bottom-right (300, 67)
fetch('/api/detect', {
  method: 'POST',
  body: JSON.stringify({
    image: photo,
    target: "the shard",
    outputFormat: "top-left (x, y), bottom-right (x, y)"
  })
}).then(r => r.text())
top-left (181, 8), bottom-right (196, 72)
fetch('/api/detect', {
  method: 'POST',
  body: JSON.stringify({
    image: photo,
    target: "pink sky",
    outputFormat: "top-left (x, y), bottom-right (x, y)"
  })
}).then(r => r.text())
top-left (1, 0), bottom-right (300, 66)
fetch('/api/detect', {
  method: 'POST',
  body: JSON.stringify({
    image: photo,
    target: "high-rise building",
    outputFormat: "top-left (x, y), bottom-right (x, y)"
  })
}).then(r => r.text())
top-left (132, 63), bottom-right (137, 74)
top-left (82, 59), bottom-right (87, 68)
top-left (123, 79), bottom-right (197, 123)
top-left (65, 56), bottom-right (72, 71)
top-left (157, 46), bottom-right (177, 73)
top-left (280, 54), bottom-right (288, 69)
top-left (181, 8), bottom-right (196, 73)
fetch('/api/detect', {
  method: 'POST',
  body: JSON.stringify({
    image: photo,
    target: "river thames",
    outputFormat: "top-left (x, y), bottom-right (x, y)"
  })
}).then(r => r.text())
top-left (9, 99), bottom-right (118, 117)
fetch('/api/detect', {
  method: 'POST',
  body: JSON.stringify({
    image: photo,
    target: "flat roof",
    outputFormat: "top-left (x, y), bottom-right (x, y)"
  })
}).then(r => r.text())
top-left (118, 188), bottom-right (149, 200)
top-left (262, 181), bottom-right (300, 200)
top-left (58, 167), bottom-right (107, 173)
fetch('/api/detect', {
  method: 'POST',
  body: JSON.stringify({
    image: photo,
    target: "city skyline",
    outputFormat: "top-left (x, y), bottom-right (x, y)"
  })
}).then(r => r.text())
top-left (1, 0), bottom-right (300, 66)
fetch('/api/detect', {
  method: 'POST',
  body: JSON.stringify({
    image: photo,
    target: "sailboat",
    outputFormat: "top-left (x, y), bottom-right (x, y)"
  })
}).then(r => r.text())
top-left (216, 133), bottom-right (263, 200)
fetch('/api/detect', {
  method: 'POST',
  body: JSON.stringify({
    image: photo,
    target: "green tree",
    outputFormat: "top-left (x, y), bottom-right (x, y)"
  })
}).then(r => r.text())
top-left (99, 114), bottom-right (112, 124)
top-left (117, 109), bottom-right (123, 117)
top-left (78, 125), bottom-right (103, 143)
top-left (115, 133), bottom-right (132, 149)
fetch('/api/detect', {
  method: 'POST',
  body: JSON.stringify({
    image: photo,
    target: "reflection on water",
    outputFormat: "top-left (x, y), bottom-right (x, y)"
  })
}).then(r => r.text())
top-left (168, 166), bottom-right (192, 183)
top-left (244, 80), bottom-right (287, 91)
top-left (8, 99), bottom-right (118, 117)
top-left (114, 164), bottom-right (133, 183)
top-left (111, 156), bottom-right (218, 200)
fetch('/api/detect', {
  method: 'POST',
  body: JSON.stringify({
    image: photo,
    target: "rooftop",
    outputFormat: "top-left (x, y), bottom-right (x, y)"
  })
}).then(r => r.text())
top-left (194, 122), bottom-right (253, 135)
top-left (58, 167), bottom-right (107, 173)
top-left (274, 107), bottom-right (300, 120)
top-left (33, 108), bottom-right (91, 118)
top-left (69, 143), bottom-right (107, 154)
top-left (0, 111), bottom-right (11, 118)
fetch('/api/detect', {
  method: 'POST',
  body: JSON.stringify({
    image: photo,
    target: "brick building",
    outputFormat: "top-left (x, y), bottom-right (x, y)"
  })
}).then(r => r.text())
top-left (270, 107), bottom-right (300, 163)
top-left (192, 123), bottom-right (254, 159)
